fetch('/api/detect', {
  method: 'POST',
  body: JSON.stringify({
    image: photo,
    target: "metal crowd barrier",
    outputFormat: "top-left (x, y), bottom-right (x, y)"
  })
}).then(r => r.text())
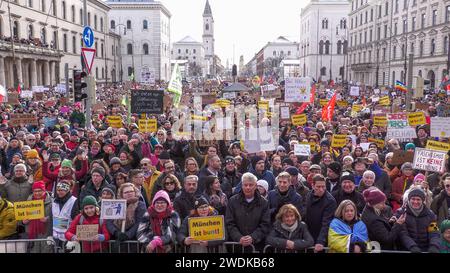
top-left (263, 245), bottom-right (330, 254)
top-left (0, 238), bottom-right (55, 253)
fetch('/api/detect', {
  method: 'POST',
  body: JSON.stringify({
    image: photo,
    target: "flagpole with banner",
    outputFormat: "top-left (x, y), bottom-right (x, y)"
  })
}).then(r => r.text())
top-left (167, 63), bottom-right (183, 108)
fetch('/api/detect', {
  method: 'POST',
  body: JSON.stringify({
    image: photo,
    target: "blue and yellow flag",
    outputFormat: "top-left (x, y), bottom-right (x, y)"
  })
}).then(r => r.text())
top-left (167, 63), bottom-right (183, 107)
top-left (328, 218), bottom-right (368, 253)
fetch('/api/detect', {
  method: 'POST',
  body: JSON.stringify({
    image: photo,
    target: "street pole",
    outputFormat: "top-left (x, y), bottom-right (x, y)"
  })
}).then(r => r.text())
top-left (447, 33), bottom-right (450, 75)
top-left (65, 63), bottom-right (69, 99)
top-left (83, 0), bottom-right (92, 129)
top-left (406, 53), bottom-right (413, 111)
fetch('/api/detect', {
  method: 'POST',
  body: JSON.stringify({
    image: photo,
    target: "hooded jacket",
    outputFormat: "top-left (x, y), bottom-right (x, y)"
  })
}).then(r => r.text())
top-left (0, 198), bottom-right (17, 239)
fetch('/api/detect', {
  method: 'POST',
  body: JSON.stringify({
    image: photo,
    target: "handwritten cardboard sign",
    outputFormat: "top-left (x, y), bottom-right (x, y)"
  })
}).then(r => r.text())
top-left (76, 224), bottom-right (99, 241)
top-left (413, 148), bottom-right (446, 173)
top-left (9, 113), bottom-right (38, 126)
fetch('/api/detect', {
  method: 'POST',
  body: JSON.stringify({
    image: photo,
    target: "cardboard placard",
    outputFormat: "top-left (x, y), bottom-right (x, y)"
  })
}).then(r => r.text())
top-left (100, 199), bottom-right (127, 220)
top-left (426, 140), bottom-right (450, 152)
top-left (188, 215), bottom-right (225, 242)
top-left (373, 115), bottom-right (387, 127)
top-left (76, 224), bottom-right (99, 241)
top-left (337, 100), bottom-right (349, 108)
top-left (352, 104), bottom-right (363, 113)
top-left (130, 90), bottom-right (164, 114)
top-left (33, 92), bottom-right (44, 101)
top-left (407, 112), bottom-right (426, 126)
top-left (7, 92), bottom-right (19, 104)
top-left (107, 116), bottom-right (123, 128)
top-left (138, 119), bottom-right (158, 133)
top-left (387, 113), bottom-right (409, 128)
top-left (331, 134), bottom-right (347, 148)
top-left (430, 117), bottom-right (450, 138)
top-left (379, 96), bottom-right (391, 106)
top-left (20, 90), bottom-right (33, 98)
top-left (390, 150), bottom-right (414, 166)
top-left (9, 113), bottom-right (38, 126)
top-left (13, 200), bottom-right (44, 221)
top-left (368, 138), bottom-right (385, 149)
top-left (413, 148), bottom-right (446, 173)
top-left (291, 114), bottom-right (307, 126)
top-left (258, 100), bottom-right (269, 110)
top-left (319, 99), bottom-right (329, 106)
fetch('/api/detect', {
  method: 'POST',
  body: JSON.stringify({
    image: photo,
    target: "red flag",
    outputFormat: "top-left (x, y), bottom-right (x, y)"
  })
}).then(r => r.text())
top-left (322, 93), bottom-right (337, 122)
top-left (362, 96), bottom-right (367, 107)
top-left (17, 84), bottom-right (21, 94)
top-left (296, 103), bottom-right (309, 114)
top-left (310, 84), bottom-right (316, 104)
top-left (447, 84), bottom-right (450, 92)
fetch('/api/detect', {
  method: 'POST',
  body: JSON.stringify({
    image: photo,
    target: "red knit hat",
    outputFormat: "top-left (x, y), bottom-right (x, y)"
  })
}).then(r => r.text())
top-left (32, 181), bottom-right (46, 191)
top-left (363, 186), bottom-right (386, 206)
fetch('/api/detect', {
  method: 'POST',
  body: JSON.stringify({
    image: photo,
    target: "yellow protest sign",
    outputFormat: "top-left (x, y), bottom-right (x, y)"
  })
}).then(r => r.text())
top-left (373, 115), bottom-right (387, 127)
top-left (291, 114), bottom-right (307, 126)
top-left (258, 100), bottom-right (269, 110)
top-left (368, 138), bottom-right (385, 149)
top-left (379, 96), bottom-right (391, 106)
top-left (14, 200), bottom-right (44, 221)
top-left (352, 104), bottom-right (363, 113)
top-left (331, 134), bottom-right (346, 148)
top-left (215, 99), bottom-right (231, 108)
top-left (188, 215), bottom-right (225, 241)
top-left (426, 140), bottom-right (450, 152)
top-left (407, 112), bottom-right (426, 126)
top-left (138, 119), bottom-right (158, 133)
top-left (309, 142), bottom-right (317, 152)
top-left (191, 114), bottom-right (207, 121)
top-left (320, 99), bottom-right (329, 106)
top-left (337, 100), bottom-right (349, 108)
top-left (107, 116), bottom-right (123, 128)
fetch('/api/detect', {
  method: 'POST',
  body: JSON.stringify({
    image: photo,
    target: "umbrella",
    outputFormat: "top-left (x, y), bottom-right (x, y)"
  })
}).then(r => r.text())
top-left (222, 82), bottom-right (249, 93)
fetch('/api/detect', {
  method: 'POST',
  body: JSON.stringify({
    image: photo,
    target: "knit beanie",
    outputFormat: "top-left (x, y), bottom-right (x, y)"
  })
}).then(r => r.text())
top-left (251, 156), bottom-right (265, 170)
top-left (408, 188), bottom-right (425, 201)
top-left (440, 220), bottom-right (450, 233)
top-left (405, 143), bottom-right (416, 151)
top-left (61, 159), bottom-right (73, 169)
top-left (362, 186), bottom-right (386, 206)
top-left (285, 166), bottom-right (299, 176)
top-left (91, 167), bottom-right (106, 178)
top-left (101, 184), bottom-right (116, 198)
top-left (194, 196), bottom-right (209, 209)
top-left (413, 173), bottom-right (426, 183)
top-left (401, 162), bottom-right (413, 172)
top-left (328, 162), bottom-right (342, 176)
top-left (257, 180), bottom-right (269, 193)
top-left (110, 157), bottom-right (121, 166)
top-left (32, 181), bottom-right (46, 191)
top-left (27, 149), bottom-right (39, 159)
top-left (152, 190), bottom-right (171, 206)
top-left (343, 155), bottom-right (354, 163)
top-left (81, 195), bottom-right (99, 208)
top-left (340, 171), bottom-right (355, 183)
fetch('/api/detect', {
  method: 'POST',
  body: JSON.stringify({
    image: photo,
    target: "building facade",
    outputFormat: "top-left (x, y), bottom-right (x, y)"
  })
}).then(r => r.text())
top-left (171, 36), bottom-right (206, 77)
top-left (202, 0), bottom-right (215, 76)
top-left (299, 0), bottom-right (350, 82)
top-left (107, 0), bottom-right (171, 82)
top-left (348, 0), bottom-right (450, 88)
top-left (0, 0), bottom-right (120, 89)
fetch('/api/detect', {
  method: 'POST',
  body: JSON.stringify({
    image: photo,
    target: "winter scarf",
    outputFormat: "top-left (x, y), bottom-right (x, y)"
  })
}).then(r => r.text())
top-left (28, 193), bottom-right (47, 239)
top-left (114, 197), bottom-right (139, 230)
top-left (407, 202), bottom-right (424, 217)
top-left (281, 220), bottom-right (299, 239)
top-left (148, 205), bottom-right (173, 237)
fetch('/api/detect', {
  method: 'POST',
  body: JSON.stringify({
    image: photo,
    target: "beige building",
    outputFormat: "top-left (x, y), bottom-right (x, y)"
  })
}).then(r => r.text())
top-left (0, 0), bottom-right (120, 89)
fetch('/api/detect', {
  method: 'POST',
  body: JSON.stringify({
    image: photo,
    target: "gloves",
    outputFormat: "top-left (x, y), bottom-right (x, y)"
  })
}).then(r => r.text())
top-left (97, 234), bottom-right (105, 242)
top-left (410, 246), bottom-right (421, 253)
top-left (116, 232), bottom-right (129, 242)
top-left (150, 236), bottom-right (163, 249)
top-left (71, 235), bottom-right (78, 241)
top-left (428, 246), bottom-right (440, 253)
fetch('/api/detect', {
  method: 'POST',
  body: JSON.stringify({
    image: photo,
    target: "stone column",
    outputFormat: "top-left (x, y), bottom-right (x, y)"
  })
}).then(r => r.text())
top-left (44, 61), bottom-right (50, 86)
top-left (30, 59), bottom-right (37, 87)
top-left (50, 61), bottom-right (56, 85)
top-left (15, 58), bottom-right (23, 86)
top-left (0, 56), bottom-right (5, 87)
top-left (9, 60), bottom-right (14, 88)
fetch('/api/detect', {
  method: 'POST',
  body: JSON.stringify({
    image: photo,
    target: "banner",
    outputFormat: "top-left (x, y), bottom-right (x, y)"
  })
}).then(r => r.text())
top-left (14, 200), bottom-right (44, 221)
top-left (188, 215), bottom-right (225, 241)
top-left (407, 112), bottom-right (426, 126)
top-left (386, 127), bottom-right (417, 141)
top-left (426, 140), bottom-right (450, 152)
top-left (138, 119), bottom-right (158, 133)
top-left (130, 90), bottom-right (164, 114)
top-left (294, 144), bottom-right (311, 156)
top-left (107, 116), bottom-right (123, 128)
top-left (413, 148), bottom-right (446, 173)
top-left (331, 134), bottom-right (346, 148)
top-left (100, 199), bottom-right (127, 220)
top-left (9, 114), bottom-right (38, 126)
top-left (291, 114), bottom-right (307, 126)
top-left (430, 117), bottom-right (450, 138)
top-left (379, 96), bottom-right (391, 106)
top-left (76, 224), bottom-right (99, 241)
top-left (350, 86), bottom-right (360, 96)
top-left (373, 115), bottom-right (387, 127)
top-left (214, 99), bottom-right (231, 108)
top-left (285, 77), bottom-right (311, 103)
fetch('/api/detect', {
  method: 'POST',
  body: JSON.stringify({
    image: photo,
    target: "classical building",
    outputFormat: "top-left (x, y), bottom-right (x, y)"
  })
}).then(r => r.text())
top-left (348, 0), bottom-right (450, 88)
top-left (171, 36), bottom-right (206, 77)
top-left (107, 0), bottom-right (171, 82)
top-left (202, 0), bottom-right (215, 76)
top-left (0, 0), bottom-right (120, 89)
top-left (299, 0), bottom-right (350, 82)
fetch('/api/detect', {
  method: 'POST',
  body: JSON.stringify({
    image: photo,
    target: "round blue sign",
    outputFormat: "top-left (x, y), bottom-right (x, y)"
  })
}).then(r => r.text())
top-left (82, 26), bottom-right (94, 48)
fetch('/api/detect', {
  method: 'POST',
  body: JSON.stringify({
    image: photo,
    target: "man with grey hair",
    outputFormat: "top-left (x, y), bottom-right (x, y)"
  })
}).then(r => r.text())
top-left (225, 172), bottom-right (270, 251)
top-left (173, 175), bottom-right (200, 220)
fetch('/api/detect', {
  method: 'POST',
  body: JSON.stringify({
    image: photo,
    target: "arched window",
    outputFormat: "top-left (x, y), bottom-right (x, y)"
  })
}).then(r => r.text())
top-left (320, 67), bottom-right (327, 76)
top-left (28, 24), bottom-right (34, 39)
top-left (71, 5), bottom-right (75, 22)
top-left (143, 43), bottom-right (149, 55)
top-left (13, 21), bottom-right (19, 38)
top-left (325, 40), bottom-right (330, 54)
top-left (340, 19), bottom-right (346, 29)
top-left (392, 71), bottom-right (396, 85)
top-left (205, 24), bottom-right (209, 31)
top-left (72, 36), bottom-right (76, 54)
top-left (143, 20), bottom-right (148, 30)
top-left (178, 49), bottom-right (181, 54)
top-left (322, 18), bottom-right (328, 29)
top-left (193, 49), bottom-right (196, 54)
top-left (62, 1), bottom-right (66, 19)
top-left (126, 20), bottom-right (131, 29)
top-left (110, 20), bottom-right (115, 29)
top-left (127, 43), bottom-right (133, 55)
top-left (337, 41), bottom-right (342, 54)
top-left (430, 39), bottom-right (435, 55)
top-left (319, 40), bottom-right (324, 54)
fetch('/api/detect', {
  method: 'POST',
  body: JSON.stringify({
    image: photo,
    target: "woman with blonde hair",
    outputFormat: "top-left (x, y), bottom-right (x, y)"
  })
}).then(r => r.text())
top-left (328, 200), bottom-right (369, 253)
top-left (162, 174), bottom-right (181, 201)
top-left (266, 204), bottom-right (314, 252)
top-left (183, 157), bottom-right (199, 177)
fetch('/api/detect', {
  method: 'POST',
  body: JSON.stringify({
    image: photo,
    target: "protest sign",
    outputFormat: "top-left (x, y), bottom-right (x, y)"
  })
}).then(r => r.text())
top-left (7, 92), bottom-right (19, 104)
top-left (9, 114), bottom-right (38, 126)
top-left (101, 199), bottom-right (127, 220)
top-left (294, 144), bottom-right (311, 156)
top-left (33, 92), bottom-right (44, 101)
top-left (379, 96), bottom-right (391, 106)
top-left (337, 100), bottom-right (349, 108)
top-left (258, 100), bottom-right (269, 110)
top-left (319, 99), bottom-right (329, 106)
top-left (32, 86), bottom-right (44, 93)
top-left (43, 117), bottom-right (57, 128)
top-left (285, 77), bottom-right (311, 102)
top-left (407, 112), bottom-right (426, 126)
top-left (216, 117), bottom-right (232, 130)
top-left (188, 215), bottom-right (225, 241)
top-left (107, 116), bottom-right (123, 128)
top-left (44, 100), bottom-right (56, 108)
top-left (309, 142), bottom-right (317, 152)
top-left (426, 140), bottom-right (450, 152)
top-left (368, 138), bottom-right (385, 149)
top-left (352, 104), bottom-right (363, 113)
top-left (280, 106), bottom-right (290, 120)
top-left (331, 134), bottom-right (347, 148)
top-left (350, 86), bottom-right (360, 96)
top-left (138, 119), bottom-right (158, 133)
top-left (373, 115), bottom-right (387, 127)
top-left (56, 84), bottom-right (66, 94)
top-left (413, 148), bottom-right (446, 173)
top-left (215, 99), bottom-right (231, 108)
top-left (391, 150), bottom-right (415, 166)
top-left (291, 114), bottom-right (307, 126)
top-left (386, 127), bottom-right (417, 141)
top-left (201, 94), bottom-right (217, 105)
top-left (20, 90), bottom-right (33, 98)
top-left (14, 200), bottom-right (44, 221)
top-left (222, 92), bottom-right (236, 100)
top-left (415, 102), bottom-right (429, 111)
top-left (387, 113), bottom-right (409, 128)
top-left (360, 143), bottom-right (371, 151)
top-left (261, 84), bottom-right (281, 98)
top-left (430, 117), bottom-right (450, 138)
top-left (76, 224), bottom-right (99, 241)
top-left (130, 90), bottom-right (164, 114)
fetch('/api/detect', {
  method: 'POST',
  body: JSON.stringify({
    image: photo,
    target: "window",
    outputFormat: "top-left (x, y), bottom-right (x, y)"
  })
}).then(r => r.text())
top-left (359, 33), bottom-right (362, 45)
top-left (63, 33), bottom-right (67, 52)
top-left (52, 31), bottom-right (57, 49)
top-left (343, 40), bottom-right (348, 54)
top-left (376, 49), bottom-right (380, 61)
top-left (370, 9), bottom-right (373, 21)
top-left (369, 29), bottom-right (373, 42)
top-left (88, 12), bottom-right (91, 26)
top-left (28, 0), bottom-right (33, 8)
top-left (384, 25), bottom-right (388, 38)
top-left (340, 19), bottom-right (346, 29)
top-left (412, 17), bottom-right (416, 31)
top-left (393, 46), bottom-right (397, 59)
top-left (95, 43), bottom-right (98, 57)
top-left (102, 68), bottom-right (104, 79)
top-left (385, 2), bottom-right (389, 16)
top-left (178, 49), bottom-right (181, 54)
top-left (128, 67), bottom-right (133, 76)
top-left (382, 47), bottom-right (386, 61)
top-left (112, 45), bottom-right (114, 56)
top-left (41, 28), bottom-right (46, 44)
top-left (365, 11), bottom-right (368, 23)
top-left (360, 13), bottom-right (363, 26)
top-left (193, 49), bottom-right (196, 54)
top-left (401, 44), bottom-right (405, 58)
top-left (419, 40), bottom-right (423, 56)
top-left (288, 51), bottom-right (291, 56)
top-left (100, 18), bottom-right (103, 32)
top-left (41, 0), bottom-right (46, 12)
top-left (325, 40), bottom-right (330, 54)
top-left (394, 23), bottom-right (398, 35)
top-left (143, 43), bottom-right (149, 55)
top-left (72, 36), bottom-right (76, 54)
top-left (101, 43), bottom-right (104, 58)
top-left (280, 50), bottom-right (284, 56)
top-left (80, 9), bottom-right (83, 25)
top-left (127, 43), bottom-right (133, 55)
top-left (320, 67), bottom-right (326, 76)
top-left (143, 20), bottom-right (148, 30)
top-left (52, 0), bottom-right (56, 16)
top-left (432, 10), bottom-right (437, 26)
top-left (185, 49), bottom-right (188, 54)
top-left (392, 71), bottom-right (396, 85)
top-left (319, 40), bottom-right (324, 54)
top-left (378, 5), bottom-right (382, 18)
top-left (62, 1), bottom-right (66, 19)
top-left (364, 31), bottom-right (367, 43)
top-left (430, 39), bottom-right (435, 55)
top-left (94, 15), bottom-right (97, 30)
top-left (403, 0), bottom-right (408, 10)
top-left (337, 41), bottom-right (342, 54)
top-left (71, 5), bottom-right (75, 22)
top-left (445, 36), bottom-right (449, 54)
top-left (421, 13), bottom-right (425, 29)
top-left (377, 26), bottom-right (381, 40)
top-left (127, 20), bottom-right (131, 29)
top-left (205, 24), bottom-right (209, 31)
top-left (358, 53), bottom-right (361, 63)
top-left (96, 67), bottom-right (98, 79)
top-left (322, 18), bottom-right (328, 29)
top-left (28, 24), bottom-right (34, 39)
top-left (410, 42), bottom-right (415, 55)
top-left (395, 0), bottom-right (398, 13)
top-left (111, 20), bottom-right (115, 29)
top-left (447, 6), bottom-right (450, 23)
top-left (403, 19), bottom-right (407, 33)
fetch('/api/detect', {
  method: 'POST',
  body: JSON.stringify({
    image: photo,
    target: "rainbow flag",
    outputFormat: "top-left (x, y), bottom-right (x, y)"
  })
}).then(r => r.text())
top-left (395, 80), bottom-right (407, 92)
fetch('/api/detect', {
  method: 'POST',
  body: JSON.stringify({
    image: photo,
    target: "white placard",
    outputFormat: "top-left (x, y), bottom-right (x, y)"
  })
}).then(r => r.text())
top-left (285, 77), bottom-right (311, 102)
top-left (20, 90), bottom-right (33, 98)
top-left (56, 84), bottom-right (66, 94)
top-left (216, 117), bottom-right (232, 130)
top-left (294, 144), bottom-right (311, 156)
top-left (374, 89), bottom-right (380, 95)
top-left (350, 86), bottom-right (360, 96)
top-left (100, 199), bottom-right (127, 220)
top-left (223, 92), bottom-right (236, 99)
top-left (413, 148), bottom-right (446, 173)
top-left (243, 126), bottom-right (277, 153)
top-left (260, 84), bottom-right (276, 92)
top-left (280, 106), bottom-right (290, 119)
top-left (430, 117), bottom-right (450, 138)
top-left (32, 86), bottom-right (44, 93)
top-left (386, 127), bottom-right (417, 141)
top-left (360, 143), bottom-right (371, 151)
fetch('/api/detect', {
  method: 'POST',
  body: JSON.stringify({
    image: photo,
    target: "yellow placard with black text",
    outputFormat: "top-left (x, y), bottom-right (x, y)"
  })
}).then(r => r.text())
top-left (368, 138), bottom-right (385, 149)
top-left (320, 99), bottom-right (329, 106)
top-left (331, 134), bottom-right (347, 148)
top-left (379, 96), bottom-right (391, 106)
top-left (407, 112), bottom-right (426, 126)
top-left (14, 200), bottom-right (44, 221)
top-left (291, 114), bottom-right (307, 126)
top-left (107, 116), bottom-right (123, 128)
top-left (373, 115), bottom-right (387, 127)
top-left (426, 140), bottom-right (450, 152)
top-left (138, 119), bottom-right (158, 133)
top-left (188, 215), bottom-right (225, 241)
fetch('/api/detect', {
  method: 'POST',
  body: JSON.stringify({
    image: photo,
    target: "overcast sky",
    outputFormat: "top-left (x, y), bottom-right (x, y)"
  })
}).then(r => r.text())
top-left (161, 0), bottom-right (308, 67)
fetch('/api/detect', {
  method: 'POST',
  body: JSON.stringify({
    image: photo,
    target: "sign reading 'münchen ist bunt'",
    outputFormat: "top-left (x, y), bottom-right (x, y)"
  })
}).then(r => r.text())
top-left (131, 90), bottom-right (164, 114)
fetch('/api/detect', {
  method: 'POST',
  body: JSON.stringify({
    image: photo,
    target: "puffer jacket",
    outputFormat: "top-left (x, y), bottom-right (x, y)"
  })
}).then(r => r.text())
top-left (65, 213), bottom-right (110, 253)
top-left (0, 198), bottom-right (17, 239)
top-left (398, 205), bottom-right (441, 252)
top-left (361, 205), bottom-right (402, 250)
top-left (268, 187), bottom-right (304, 222)
top-left (79, 179), bottom-right (109, 204)
top-left (0, 176), bottom-right (32, 202)
top-left (266, 220), bottom-right (314, 251)
top-left (430, 190), bottom-right (449, 227)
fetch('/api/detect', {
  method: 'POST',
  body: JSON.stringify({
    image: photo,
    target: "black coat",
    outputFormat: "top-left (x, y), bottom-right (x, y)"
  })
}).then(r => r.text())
top-left (266, 220), bottom-right (314, 251)
top-left (361, 205), bottom-right (401, 250)
top-left (268, 187), bottom-right (304, 222)
top-left (221, 169), bottom-right (242, 198)
top-left (225, 190), bottom-right (270, 249)
top-left (374, 170), bottom-right (392, 198)
top-left (332, 189), bottom-right (366, 215)
top-left (79, 179), bottom-right (109, 204)
top-left (197, 167), bottom-right (224, 194)
top-left (173, 190), bottom-right (197, 220)
top-left (304, 191), bottom-right (337, 245)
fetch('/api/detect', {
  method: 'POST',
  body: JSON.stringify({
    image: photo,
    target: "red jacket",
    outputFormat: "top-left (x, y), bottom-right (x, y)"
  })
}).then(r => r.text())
top-left (65, 141), bottom-right (79, 151)
top-left (65, 213), bottom-right (110, 253)
top-left (42, 160), bottom-right (88, 195)
top-left (42, 161), bottom-right (60, 191)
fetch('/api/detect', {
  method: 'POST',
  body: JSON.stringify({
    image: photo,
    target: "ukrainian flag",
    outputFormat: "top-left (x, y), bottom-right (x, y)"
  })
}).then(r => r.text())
top-left (395, 80), bottom-right (407, 92)
top-left (328, 218), bottom-right (368, 253)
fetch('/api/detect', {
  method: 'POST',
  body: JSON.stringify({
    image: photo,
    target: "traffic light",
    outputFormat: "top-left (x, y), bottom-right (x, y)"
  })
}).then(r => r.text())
top-left (73, 70), bottom-right (87, 102)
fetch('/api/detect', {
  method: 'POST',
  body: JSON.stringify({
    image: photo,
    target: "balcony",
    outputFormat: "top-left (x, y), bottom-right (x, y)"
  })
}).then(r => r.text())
top-left (0, 37), bottom-right (62, 57)
top-left (351, 62), bottom-right (375, 71)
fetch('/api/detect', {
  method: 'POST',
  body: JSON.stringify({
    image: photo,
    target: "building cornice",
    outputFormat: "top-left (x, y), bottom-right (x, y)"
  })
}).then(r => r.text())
top-left (108, 3), bottom-right (172, 17)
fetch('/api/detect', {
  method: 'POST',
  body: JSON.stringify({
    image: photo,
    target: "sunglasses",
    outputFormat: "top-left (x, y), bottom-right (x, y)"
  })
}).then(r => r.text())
top-left (164, 181), bottom-right (175, 186)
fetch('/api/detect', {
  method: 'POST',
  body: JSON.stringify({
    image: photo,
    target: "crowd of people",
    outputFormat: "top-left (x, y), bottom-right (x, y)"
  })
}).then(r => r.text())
top-left (0, 78), bottom-right (450, 254)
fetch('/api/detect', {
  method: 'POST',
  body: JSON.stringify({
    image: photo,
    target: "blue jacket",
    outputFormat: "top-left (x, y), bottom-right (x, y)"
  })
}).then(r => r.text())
top-left (234, 169), bottom-right (276, 194)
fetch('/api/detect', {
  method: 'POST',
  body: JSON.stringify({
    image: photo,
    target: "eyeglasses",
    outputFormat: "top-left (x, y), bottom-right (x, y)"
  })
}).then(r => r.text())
top-left (164, 181), bottom-right (175, 186)
top-left (197, 205), bottom-right (209, 210)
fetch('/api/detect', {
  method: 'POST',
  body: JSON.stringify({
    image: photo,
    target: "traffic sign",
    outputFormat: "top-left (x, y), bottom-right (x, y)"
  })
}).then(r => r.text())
top-left (81, 47), bottom-right (96, 75)
top-left (82, 26), bottom-right (94, 48)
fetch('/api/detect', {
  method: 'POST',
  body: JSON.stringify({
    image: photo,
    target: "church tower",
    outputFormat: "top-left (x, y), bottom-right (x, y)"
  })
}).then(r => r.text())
top-left (202, 0), bottom-right (215, 76)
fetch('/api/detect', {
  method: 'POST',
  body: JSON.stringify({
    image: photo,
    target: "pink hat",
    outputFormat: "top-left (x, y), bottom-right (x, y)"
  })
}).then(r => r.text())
top-left (32, 181), bottom-right (46, 191)
top-left (363, 187), bottom-right (386, 206)
top-left (414, 173), bottom-right (426, 183)
top-left (152, 190), bottom-right (171, 206)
